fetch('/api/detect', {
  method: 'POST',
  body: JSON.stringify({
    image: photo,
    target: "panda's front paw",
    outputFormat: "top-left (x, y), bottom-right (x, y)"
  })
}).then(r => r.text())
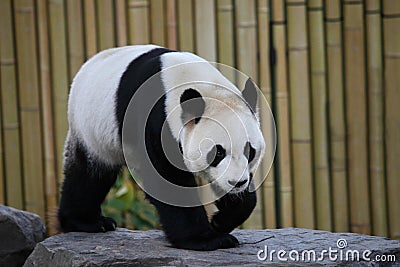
top-left (60, 215), bottom-right (117, 233)
top-left (172, 232), bottom-right (239, 251)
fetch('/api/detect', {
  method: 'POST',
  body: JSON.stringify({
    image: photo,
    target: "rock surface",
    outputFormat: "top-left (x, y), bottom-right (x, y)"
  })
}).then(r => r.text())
top-left (0, 205), bottom-right (46, 267)
top-left (24, 228), bottom-right (399, 266)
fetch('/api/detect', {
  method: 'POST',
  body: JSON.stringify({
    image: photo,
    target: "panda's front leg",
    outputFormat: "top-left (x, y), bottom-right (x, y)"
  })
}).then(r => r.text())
top-left (211, 184), bottom-right (257, 233)
top-left (147, 195), bottom-right (239, 251)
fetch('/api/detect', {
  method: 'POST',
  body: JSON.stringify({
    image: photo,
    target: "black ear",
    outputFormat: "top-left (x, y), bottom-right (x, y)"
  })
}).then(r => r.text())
top-left (180, 89), bottom-right (205, 124)
top-left (242, 78), bottom-right (258, 113)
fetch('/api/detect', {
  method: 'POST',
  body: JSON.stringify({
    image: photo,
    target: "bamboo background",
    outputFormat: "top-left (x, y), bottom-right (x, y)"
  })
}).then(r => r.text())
top-left (0, 0), bottom-right (399, 240)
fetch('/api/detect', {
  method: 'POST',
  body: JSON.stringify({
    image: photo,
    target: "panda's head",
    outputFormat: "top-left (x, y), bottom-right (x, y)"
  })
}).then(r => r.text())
top-left (178, 78), bottom-right (265, 194)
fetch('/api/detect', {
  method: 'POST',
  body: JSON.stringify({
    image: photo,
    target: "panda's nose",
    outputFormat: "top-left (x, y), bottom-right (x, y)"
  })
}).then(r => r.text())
top-left (228, 179), bottom-right (248, 188)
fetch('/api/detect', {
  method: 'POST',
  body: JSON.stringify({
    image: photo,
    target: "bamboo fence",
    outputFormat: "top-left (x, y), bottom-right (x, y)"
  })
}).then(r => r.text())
top-left (0, 0), bottom-right (399, 240)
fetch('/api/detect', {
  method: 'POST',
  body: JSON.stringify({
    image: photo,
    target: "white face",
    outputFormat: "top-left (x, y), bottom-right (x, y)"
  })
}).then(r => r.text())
top-left (180, 107), bottom-right (265, 194)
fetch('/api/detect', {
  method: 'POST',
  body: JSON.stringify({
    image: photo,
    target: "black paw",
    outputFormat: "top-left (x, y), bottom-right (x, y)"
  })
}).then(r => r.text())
top-left (172, 232), bottom-right (239, 251)
top-left (60, 216), bottom-right (117, 233)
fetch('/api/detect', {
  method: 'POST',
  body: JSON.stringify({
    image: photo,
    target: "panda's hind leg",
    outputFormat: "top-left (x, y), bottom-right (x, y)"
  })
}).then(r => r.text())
top-left (58, 133), bottom-right (121, 233)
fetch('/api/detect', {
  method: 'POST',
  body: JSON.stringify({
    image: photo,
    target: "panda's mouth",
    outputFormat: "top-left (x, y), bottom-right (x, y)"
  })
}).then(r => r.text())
top-left (208, 179), bottom-right (247, 195)
top-left (229, 181), bottom-right (247, 194)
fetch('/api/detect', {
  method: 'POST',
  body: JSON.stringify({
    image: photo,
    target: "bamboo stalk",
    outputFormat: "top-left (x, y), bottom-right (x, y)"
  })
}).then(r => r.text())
top-left (382, 0), bottom-right (400, 240)
top-left (48, 0), bottom-right (69, 191)
top-left (0, 72), bottom-right (4, 204)
top-left (365, 0), bottom-right (388, 237)
top-left (235, 0), bottom-right (262, 229)
top-left (286, 0), bottom-right (315, 229)
top-left (0, 0), bottom-right (24, 209)
top-left (36, 0), bottom-right (58, 230)
top-left (14, 0), bottom-right (45, 218)
top-left (150, 0), bottom-right (166, 46)
top-left (66, 0), bottom-right (85, 82)
top-left (235, 0), bottom-right (258, 82)
top-left (195, 0), bottom-right (217, 62)
top-left (96, 0), bottom-right (115, 50)
top-left (308, 0), bottom-right (332, 231)
top-left (258, 0), bottom-right (271, 104)
top-left (324, 0), bottom-right (349, 233)
top-left (271, 0), bottom-right (293, 228)
top-left (128, 0), bottom-right (150, 45)
top-left (216, 0), bottom-right (235, 81)
top-left (257, 0), bottom-right (276, 229)
top-left (343, 0), bottom-right (371, 235)
top-left (166, 0), bottom-right (177, 50)
top-left (115, 0), bottom-right (128, 46)
top-left (177, 0), bottom-right (194, 52)
top-left (83, 0), bottom-right (98, 57)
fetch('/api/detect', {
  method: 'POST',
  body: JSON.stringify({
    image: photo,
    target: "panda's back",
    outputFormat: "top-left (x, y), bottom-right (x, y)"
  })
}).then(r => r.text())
top-left (68, 45), bottom-right (164, 165)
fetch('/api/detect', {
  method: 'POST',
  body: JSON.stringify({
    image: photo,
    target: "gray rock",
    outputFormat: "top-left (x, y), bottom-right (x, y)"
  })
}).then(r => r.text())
top-left (0, 204), bottom-right (46, 267)
top-left (24, 228), bottom-right (399, 266)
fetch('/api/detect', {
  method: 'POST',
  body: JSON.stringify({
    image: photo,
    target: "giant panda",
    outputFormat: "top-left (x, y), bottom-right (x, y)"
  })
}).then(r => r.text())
top-left (58, 45), bottom-right (266, 251)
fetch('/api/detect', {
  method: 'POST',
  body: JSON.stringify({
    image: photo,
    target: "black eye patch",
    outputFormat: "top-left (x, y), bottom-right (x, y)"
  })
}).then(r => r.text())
top-left (207, 144), bottom-right (226, 167)
top-left (244, 142), bottom-right (256, 163)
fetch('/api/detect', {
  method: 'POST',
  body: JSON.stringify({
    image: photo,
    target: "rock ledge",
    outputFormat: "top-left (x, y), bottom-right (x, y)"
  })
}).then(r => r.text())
top-left (25, 228), bottom-right (400, 266)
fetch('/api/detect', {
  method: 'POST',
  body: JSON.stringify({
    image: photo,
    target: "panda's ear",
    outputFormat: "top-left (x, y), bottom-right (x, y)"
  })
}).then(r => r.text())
top-left (180, 88), bottom-right (205, 124)
top-left (242, 78), bottom-right (258, 113)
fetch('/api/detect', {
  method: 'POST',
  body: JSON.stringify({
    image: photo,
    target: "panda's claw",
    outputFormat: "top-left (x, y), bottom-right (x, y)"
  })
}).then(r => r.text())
top-left (101, 216), bottom-right (117, 231)
top-left (60, 215), bottom-right (117, 233)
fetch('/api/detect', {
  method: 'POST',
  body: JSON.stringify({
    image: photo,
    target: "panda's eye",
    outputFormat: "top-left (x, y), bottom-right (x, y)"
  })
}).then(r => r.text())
top-left (244, 142), bottom-right (256, 163)
top-left (207, 144), bottom-right (226, 167)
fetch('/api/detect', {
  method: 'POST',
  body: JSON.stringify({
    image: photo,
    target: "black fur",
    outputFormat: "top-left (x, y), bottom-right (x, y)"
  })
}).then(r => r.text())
top-left (58, 136), bottom-right (121, 232)
top-left (244, 142), bottom-right (256, 163)
top-left (242, 78), bottom-right (258, 113)
top-left (211, 187), bottom-right (257, 233)
top-left (180, 88), bottom-right (205, 124)
top-left (58, 47), bottom-right (256, 251)
top-left (207, 144), bottom-right (226, 167)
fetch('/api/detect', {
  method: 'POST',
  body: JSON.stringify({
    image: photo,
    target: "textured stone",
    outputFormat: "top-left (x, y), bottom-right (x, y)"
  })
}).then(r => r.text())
top-left (0, 205), bottom-right (46, 267)
top-left (24, 228), bottom-right (400, 266)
